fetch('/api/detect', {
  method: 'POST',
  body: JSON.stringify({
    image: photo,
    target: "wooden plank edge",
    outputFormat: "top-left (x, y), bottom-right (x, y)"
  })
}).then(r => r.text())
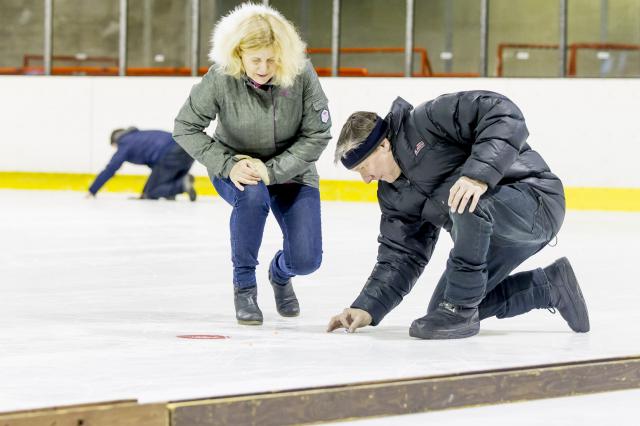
top-left (1, 356), bottom-right (638, 426)
top-left (0, 400), bottom-right (168, 426)
top-left (168, 355), bottom-right (640, 426)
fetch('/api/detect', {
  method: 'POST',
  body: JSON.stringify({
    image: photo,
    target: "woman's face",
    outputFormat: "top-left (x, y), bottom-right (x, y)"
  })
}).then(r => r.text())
top-left (241, 46), bottom-right (277, 85)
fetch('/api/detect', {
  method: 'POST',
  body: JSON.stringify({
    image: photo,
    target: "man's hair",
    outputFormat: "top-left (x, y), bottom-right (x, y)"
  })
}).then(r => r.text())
top-left (209, 3), bottom-right (307, 88)
top-left (110, 128), bottom-right (125, 146)
top-left (110, 127), bottom-right (137, 145)
top-left (334, 111), bottom-right (378, 164)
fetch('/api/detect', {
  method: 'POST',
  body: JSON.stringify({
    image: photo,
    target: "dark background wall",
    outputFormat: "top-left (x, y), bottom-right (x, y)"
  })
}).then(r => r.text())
top-left (1, 0), bottom-right (639, 77)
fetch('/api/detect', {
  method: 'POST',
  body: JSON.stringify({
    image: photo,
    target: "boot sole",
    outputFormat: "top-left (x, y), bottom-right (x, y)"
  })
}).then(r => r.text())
top-left (278, 311), bottom-right (300, 318)
top-left (237, 319), bottom-right (263, 325)
top-left (556, 257), bottom-right (590, 333)
top-left (409, 323), bottom-right (480, 340)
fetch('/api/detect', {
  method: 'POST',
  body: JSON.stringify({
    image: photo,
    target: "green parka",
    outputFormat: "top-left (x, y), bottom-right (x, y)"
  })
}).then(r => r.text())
top-left (173, 60), bottom-right (331, 187)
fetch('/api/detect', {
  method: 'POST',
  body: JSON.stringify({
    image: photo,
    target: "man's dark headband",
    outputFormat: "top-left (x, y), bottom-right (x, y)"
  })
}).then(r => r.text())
top-left (341, 116), bottom-right (389, 169)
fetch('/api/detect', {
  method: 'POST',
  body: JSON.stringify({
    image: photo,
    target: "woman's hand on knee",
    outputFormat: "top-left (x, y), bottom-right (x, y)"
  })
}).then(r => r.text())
top-left (230, 159), bottom-right (262, 191)
top-left (246, 158), bottom-right (270, 185)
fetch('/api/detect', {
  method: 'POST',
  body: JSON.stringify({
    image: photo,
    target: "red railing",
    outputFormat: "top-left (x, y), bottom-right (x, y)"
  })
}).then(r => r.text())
top-left (8, 48), bottom-right (480, 77)
top-left (497, 42), bottom-right (640, 77)
top-left (308, 47), bottom-right (432, 76)
top-left (568, 43), bottom-right (640, 76)
top-left (308, 47), bottom-right (479, 77)
top-left (16, 55), bottom-right (212, 76)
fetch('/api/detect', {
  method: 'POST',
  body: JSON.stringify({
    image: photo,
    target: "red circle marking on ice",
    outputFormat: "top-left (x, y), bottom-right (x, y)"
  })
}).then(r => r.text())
top-left (177, 335), bottom-right (230, 340)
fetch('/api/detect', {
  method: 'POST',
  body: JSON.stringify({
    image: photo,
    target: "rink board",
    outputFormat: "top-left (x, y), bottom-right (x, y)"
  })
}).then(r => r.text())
top-left (1, 356), bottom-right (639, 425)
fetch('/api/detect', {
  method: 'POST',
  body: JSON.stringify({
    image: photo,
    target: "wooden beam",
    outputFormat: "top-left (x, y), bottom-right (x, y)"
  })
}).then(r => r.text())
top-left (169, 356), bottom-right (640, 426)
top-left (2, 356), bottom-right (639, 426)
top-left (0, 400), bottom-right (168, 426)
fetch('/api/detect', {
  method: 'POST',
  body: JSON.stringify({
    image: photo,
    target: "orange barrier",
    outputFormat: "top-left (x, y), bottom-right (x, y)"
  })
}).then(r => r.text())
top-left (315, 67), bottom-right (369, 77)
top-left (5, 44), bottom-right (637, 78)
top-left (10, 48), bottom-right (481, 77)
top-left (496, 43), bottom-right (559, 77)
top-left (23, 54), bottom-right (118, 68)
top-left (20, 55), bottom-right (212, 76)
top-left (123, 67), bottom-right (210, 76)
top-left (309, 48), bottom-right (479, 77)
top-left (24, 66), bottom-right (119, 76)
top-left (17, 66), bottom-right (212, 76)
top-left (567, 43), bottom-right (640, 76)
top-left (307, 47), bottom-right (432, 76)
top-left (0, 67), bottom-right (22, 75)
top-left (497, 42), bottom-right (640, 76)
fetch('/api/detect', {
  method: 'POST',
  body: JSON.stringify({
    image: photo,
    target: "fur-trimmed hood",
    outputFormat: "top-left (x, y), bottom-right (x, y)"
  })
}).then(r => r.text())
top-left (209, 2), bottom-right (288, 65)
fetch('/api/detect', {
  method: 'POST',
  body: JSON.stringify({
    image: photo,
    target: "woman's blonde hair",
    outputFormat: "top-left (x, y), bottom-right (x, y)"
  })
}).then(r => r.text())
top-left (209, 2), bottom-right (307, 88)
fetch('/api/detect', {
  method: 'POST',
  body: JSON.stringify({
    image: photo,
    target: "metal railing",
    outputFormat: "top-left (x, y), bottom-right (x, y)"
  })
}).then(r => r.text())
top-left (22, 0), bottom-right (631, 78)
top-left (32, 0), bottom-right (488, 78)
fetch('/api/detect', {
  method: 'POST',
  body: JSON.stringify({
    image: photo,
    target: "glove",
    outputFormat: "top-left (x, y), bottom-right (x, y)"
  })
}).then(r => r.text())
top-left (233, 155), bottom-right (271, 185)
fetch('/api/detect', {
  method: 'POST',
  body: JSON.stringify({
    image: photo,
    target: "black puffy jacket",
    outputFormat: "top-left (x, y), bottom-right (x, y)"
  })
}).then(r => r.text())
top-left (350, 91), bottom-right (565, 325)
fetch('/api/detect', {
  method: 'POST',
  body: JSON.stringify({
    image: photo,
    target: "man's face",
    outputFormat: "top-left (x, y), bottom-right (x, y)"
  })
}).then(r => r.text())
top-left (352, 139), bottom-right (402, 184)
top-left (241, 46), bottom-right (277, 85)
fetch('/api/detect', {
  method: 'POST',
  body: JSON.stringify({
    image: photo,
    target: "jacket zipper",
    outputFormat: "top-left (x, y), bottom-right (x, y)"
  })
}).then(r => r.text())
top-left (270, 87), bottom-right (276, 150)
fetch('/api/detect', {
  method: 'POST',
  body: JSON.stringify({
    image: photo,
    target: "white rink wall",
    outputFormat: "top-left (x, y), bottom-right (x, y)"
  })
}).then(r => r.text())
top-left (1, 76), bottom-right (639, 187)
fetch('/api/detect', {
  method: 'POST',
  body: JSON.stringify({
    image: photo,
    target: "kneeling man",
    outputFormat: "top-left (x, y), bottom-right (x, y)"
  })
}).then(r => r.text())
top-left (328, 91), bottom-right (589, 339)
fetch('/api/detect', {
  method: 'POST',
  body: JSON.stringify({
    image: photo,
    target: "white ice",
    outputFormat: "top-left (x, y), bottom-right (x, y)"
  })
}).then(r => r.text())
top-left (333, 389), bottom-right (640, 425)
top-left (1, 190), bottom-right (639, 414)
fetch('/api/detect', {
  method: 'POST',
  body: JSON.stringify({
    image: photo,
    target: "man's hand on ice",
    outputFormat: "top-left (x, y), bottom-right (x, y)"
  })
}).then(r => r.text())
top-left (327, 308), bottom-right (372, 333)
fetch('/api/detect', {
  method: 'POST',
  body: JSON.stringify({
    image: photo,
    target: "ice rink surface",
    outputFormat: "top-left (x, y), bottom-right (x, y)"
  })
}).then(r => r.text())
top-left (333, 389), bottom-right (640, 425)
top-left (1, 190), bottom-right (639, 414)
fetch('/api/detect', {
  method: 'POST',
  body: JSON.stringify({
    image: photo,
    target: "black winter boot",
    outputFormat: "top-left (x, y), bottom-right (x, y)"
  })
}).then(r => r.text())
top-left (183, 174), bottom-right (197, 202)
top-left (544, 257), bottom-right (590, 332)
top-left (409, 301), bottom-right (480, 339)
top-left (269, 270), bottom-right (300, 317)
top-left (234, 286), bottom-right (263, 325)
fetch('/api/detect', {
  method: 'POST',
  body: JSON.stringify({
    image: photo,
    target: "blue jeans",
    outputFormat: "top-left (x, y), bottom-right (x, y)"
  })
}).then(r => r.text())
top-left (212, 178), bottom-right (323, 289)
top-left (143, 144), bottom-right (194, 199)
top-left (428, 183), bottom-right (566, 320)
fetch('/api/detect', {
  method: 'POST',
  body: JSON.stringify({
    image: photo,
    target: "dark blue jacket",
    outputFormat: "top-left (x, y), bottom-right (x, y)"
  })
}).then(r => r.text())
top-left (350, 91), bottom-right (565, 325)
top-left (89, 130), bottom-right (175, 194)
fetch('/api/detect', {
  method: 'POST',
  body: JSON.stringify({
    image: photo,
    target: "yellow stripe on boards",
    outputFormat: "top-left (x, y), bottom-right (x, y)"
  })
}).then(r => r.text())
top-left (319, 179), bottom-right (378, 202)
top-left (0, 172), bottom-right (217, 196)
top-left (0, 172), bottom-right (98, 191)
top-left (564, 187), bottom-right (640, 212)
top-left (1, 172), bottom-right (639, 212)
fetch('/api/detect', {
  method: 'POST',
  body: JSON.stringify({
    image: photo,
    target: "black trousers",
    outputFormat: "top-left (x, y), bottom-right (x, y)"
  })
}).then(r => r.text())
top-left (142, 144), bottom-right (194, 199)
top-left (428, 182), bottom-right (566, 320)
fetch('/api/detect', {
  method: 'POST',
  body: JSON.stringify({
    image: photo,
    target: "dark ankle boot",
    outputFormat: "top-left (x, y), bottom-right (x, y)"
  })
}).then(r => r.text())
top-left (544, 257), bottom-right (590, 332)
top-left (183, 174), bottom-right (197, 202)
top-left (409, 301), bottom-right (479, 339)
top-left (269, 270), bottom-right (300, 317)
top-left (234, 286), bottom-right (263, 325)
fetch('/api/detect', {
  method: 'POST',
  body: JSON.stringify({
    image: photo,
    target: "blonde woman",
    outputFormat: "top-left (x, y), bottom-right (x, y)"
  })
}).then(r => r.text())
top-left (173, 2), bottom-right (331, 325)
